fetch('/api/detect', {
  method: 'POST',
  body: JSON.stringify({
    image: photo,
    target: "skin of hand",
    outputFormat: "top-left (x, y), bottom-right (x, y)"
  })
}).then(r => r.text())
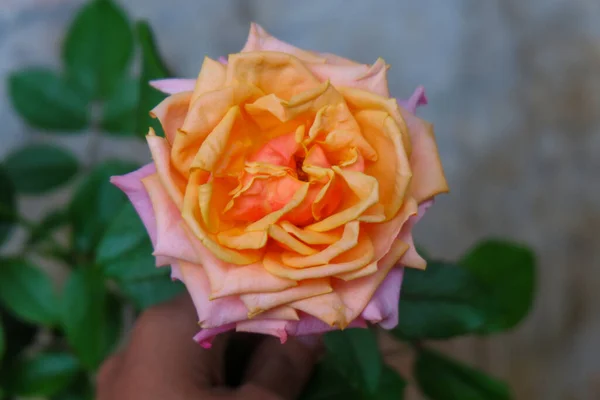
top-left (96, 294), bottom-right (322, 400)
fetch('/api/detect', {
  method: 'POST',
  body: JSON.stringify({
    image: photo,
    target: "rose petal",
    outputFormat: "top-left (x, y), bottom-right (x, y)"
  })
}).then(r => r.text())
top-left (179, 261), bottom-right (249, 328)
top-left (308, 58), bottom-right (390, 97)
top-left (194, 324), bottom-right (235, 349)
top-left (264, 237), bottom-right (373, 280)
top-left (398, 86), bottom-right (428, 114)
top-left (110, 164), bottom-right (170, 266)
top-left (336, 240), bottom-right (410, 324)
top-left (146, 130), bottom-right (186, 208)
top-left (150, 79), bottom-right (195, 95)
top-left (141, 173), bottom-right (203, 264)
top-left (172, 83), bottom-right (264, 176)
top-left (290, 291), bottom-right (347, 328)
top-left (354, 109), bottom-right (412, 220)
top-left (361, 266), bottom-right (404, 328)
top-left (240, 278), bottom-right (332, 315)
top-left (190, 56), bottom-right (227, 106)
top-left (306, 168), bottom-right (379, 232)
top-left (397, 200), bottom-right (433, 269)
top-left (150, 91), bottom-right (193, 143)
top-left (226, 52), bottom-right (321, 100)
top-left (241, 23), bottom-right (326, 64)
top-left (236, 319), bottom-right (289, 344)
top-left (281, 221), bottom-right (361, 268)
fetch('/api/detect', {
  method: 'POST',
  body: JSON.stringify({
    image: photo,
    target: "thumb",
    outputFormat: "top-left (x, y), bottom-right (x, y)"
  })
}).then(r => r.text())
top-left (237, 335), bottom-right (323, 400)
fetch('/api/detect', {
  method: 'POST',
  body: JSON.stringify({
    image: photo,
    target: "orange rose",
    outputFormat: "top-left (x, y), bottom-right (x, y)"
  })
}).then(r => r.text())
top-left (112, 23), bottom-right (448, 346)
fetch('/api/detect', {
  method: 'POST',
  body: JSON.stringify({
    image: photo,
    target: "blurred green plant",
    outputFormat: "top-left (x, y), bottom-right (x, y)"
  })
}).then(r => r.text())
top-left (0, 0), bottom-right (537, 399)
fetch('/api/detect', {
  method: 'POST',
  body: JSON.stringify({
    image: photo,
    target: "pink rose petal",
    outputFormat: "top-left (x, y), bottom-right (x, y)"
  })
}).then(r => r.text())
top-left (110, 164), bottom-right (170, 267)
top-left (150, 79), bottom-right (196, 95)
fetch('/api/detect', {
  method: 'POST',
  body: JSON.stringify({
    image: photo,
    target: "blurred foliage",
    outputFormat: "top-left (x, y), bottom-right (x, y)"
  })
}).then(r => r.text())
top-left (0, 0), bottom-right (537, 398)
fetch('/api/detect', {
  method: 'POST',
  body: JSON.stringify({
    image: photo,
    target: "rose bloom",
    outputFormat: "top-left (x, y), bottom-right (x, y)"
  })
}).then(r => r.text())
top-left (112, 23), bottom-right (448, 347)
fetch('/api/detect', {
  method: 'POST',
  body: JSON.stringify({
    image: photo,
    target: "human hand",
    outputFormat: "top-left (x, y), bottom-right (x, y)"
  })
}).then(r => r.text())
top-left (96, 294), bottom-right (321, 399)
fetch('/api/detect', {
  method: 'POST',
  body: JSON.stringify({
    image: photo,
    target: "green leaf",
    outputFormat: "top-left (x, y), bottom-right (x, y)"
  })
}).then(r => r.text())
top-left (8, 68), bottom-right (88, 131)
top-left (102, 239), bottom-right (164, 281)
top-left (368, 365), bottom-right (406, 400)
top-left (0, 168), bottom-right (16, 247)
top-left (323, 328), bottom-right (382, 394)
top-left (7, 352), bottom-right (79, 397)
top-left (300, 359), bottom-right (361, 400)
top-left (0, 319), bottom-right (4, 361)
top-left (0, 308), bottom-right (38, 365)
top-left (101, 76), bottom-right (139, 136)
top-left (120, 273), bottom-right (184, 310)
top-left (0, 258), bottom-right (58, 326)
top-left (3, 144), bottom-right (79, 194)
top-left (69, 160), bottom-right (138, 253)
top-left (460, 240), bottom-right (536, 333)
top-left (50, 372), bottom-right (94, 400)
top-left (61, 267), bottom-right (117, 370)
top-left (63, 0), bottom-right (134, 98)
top-left (394, 262), bottom-right (487, 339)
top-left (26, 209), bottom-right (69, 247)
top-left (414, 347), bottom-right (512, 400)
top-left (96, 202), bottom-right (147, 265)
top-left (135, 21), bottom-right (171, 137)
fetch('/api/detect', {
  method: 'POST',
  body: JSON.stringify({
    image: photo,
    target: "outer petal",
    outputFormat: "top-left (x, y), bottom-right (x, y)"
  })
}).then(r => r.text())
top-left (361, 266), bottom-right (404, 329)
top-left (150, 91), bottom-right (192, 143)
top-left (240, 278), bottom-right (332, 316)
top-left (110, 164), bottom-right (169, 267)
top-left (336, 240), bottom-right (410, 324)
top-left (241, 23), bottom-right (326, 64)
top-left (226, 52), bottom-right (321, 100)
top-left (398, 86), bottom-right (428, 113)
top-left (141, 173), bottom-right (203, 264)
top-left (150, 79), bottom-right (196, 95)
top-left (308, 58), bottom-right (390, 97)
top-left (179, 261), bottom-right (249, 328)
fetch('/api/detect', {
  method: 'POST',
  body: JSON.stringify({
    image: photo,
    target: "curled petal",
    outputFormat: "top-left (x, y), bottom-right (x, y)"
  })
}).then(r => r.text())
top-left (307, 168), bottom-right (379, 232)
top-left (172, 83), bottom-right (263, 176)
top-left (240, 278), bottom-right (332, 316)
top-left (268, 224), bottom-right (316, 256)
top-left (150, 91), bottom-right (193, 144)
top-left (183, 170), bottom-right (263, 265)
top-left (279, 221), bottom-right (340, 245)
top-left (265, 235), bottom-right (373, 280)
top-left (282, 221), bottom-right (360, 268)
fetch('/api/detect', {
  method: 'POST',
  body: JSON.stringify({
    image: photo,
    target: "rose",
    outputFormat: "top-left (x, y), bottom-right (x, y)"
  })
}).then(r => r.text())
top-left (112, 23), bottom-right (448, 347)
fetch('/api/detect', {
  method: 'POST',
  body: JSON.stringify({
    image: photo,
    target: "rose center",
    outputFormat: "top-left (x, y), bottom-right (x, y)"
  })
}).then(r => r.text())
top-left (294, 154), bottom-right (309, 182)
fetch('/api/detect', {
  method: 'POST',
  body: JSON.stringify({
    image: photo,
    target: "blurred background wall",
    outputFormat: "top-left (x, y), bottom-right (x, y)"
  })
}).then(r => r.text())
top-left (1, 0), bottom-right (599, 398)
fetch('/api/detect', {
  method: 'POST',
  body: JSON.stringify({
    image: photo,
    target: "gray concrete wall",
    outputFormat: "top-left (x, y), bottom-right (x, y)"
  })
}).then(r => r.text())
top-left (1, 0), bottom-right (599, 398)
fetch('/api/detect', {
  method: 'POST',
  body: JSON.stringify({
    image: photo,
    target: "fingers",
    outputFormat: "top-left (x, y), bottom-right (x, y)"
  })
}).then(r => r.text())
top-left (239, 335), bottom-right (323, 400)
top-left (96, 293), bottom-right (230, 399)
